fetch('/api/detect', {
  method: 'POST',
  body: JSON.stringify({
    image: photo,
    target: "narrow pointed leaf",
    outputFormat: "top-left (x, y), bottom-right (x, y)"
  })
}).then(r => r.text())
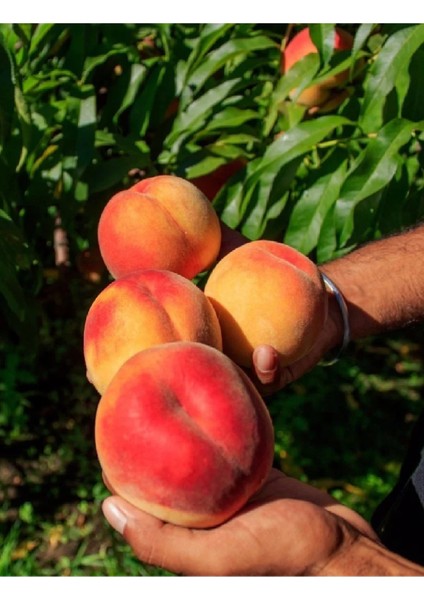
top-left (186, 36), bottom-right (276, 92)
top-left (284, 155), bottom-right (348, 254)
top-left (309, 24), bottom-right (336, 66)
top-left (360, 24), bottom-right (424, 132)
top-left (335, 118), bottom-right (423, 246)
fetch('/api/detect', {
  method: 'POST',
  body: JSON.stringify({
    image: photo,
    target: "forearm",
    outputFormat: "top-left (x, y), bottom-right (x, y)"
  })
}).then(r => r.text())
top-left (311, 534), bottom-right (424, 576)
top-left (320, 224), bottom-right (424, 341)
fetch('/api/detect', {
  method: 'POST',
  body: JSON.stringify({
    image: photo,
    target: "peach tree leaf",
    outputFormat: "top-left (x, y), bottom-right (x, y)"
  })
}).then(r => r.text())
top-left (360, 24), bottom-right (424, 133)
top-left (334, 118), bottom-right (423, 249)
top-left (309, 23), bottom-right (336, 66)
top-left (217, 115), bottom-right (350, 238)
top-left (284, 154), bottom-right (348, 255)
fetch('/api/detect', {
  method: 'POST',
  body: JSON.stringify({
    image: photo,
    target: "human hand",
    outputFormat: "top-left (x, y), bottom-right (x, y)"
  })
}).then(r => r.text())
top-left (101, 467), bottom-right (378, 576)
top-left (251, 276), bottom-right (346, 394)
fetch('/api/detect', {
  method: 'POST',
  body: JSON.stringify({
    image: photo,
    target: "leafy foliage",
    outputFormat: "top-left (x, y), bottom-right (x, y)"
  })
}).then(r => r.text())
top-left (0, 23), bottom-right (423, 576)
top-left (0, 23), bottom-right (423, 343)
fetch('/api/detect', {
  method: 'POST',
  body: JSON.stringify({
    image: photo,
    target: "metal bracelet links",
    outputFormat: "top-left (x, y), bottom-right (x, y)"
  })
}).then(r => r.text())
top-left (320, 273), bottom-right (351, 366)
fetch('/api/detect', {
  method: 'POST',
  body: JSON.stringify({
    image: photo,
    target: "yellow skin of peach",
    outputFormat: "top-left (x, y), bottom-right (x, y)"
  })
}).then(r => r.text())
top-left (84, 269), bottom-right (222, 394)
top-left (281, 26), bottom-right (354, 109)
top-left (98, 175), bottom-right (222, 280)
top-left (95, 341), bottom-right (275, 529)
top-left (204, 240), bottom-right (328, 369)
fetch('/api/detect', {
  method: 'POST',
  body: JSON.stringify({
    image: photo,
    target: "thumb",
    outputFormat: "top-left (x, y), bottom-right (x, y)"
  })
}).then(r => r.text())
top-left (252, 345), bottom-right (279, 385)
top-left (252, 345), bottom-right (300, 394)
top-left (101, 496), bottom-right (221, 575)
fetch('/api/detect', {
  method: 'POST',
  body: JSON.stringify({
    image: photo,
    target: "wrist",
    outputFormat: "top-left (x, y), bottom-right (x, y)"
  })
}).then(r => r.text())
top-left (320, 273), bottom-right (351, 365)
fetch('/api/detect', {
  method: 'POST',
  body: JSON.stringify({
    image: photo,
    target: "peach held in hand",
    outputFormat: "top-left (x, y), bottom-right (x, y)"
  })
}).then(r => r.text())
top-left (204, 240), bottom-right (328, 368)
top-left (95, 341), bottom-right (274, 528)
top-left (83, 269), bottom-right (222, 394)
top-left (97, 175), bottom-right (222, 280)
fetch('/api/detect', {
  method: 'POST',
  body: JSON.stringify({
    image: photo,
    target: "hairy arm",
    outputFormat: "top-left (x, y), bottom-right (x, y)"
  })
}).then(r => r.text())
top-left (253, 223), bottom-right (424, 391)
top-left (321, 224), bottom-right (424, 342)
top-left (311, 535), bottom-right (424, 576)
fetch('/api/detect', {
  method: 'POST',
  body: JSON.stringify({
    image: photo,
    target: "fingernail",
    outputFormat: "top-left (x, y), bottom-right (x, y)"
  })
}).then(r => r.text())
top-left (254, 346), bottom-right (278, 374)
top-left (102, 499), bottom-right (127, 535)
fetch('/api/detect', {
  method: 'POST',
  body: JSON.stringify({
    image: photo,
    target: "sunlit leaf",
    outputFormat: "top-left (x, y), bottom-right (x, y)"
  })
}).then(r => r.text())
top-left (185, 35), bottom-right (276, 93)
top-left (309, 23), bottom-right (336, 66)
top-left (360, 24), bottom-right (424, 132)
top-left (284, 154), bottom-right (348, 254)
top-left (219, 116), bottom-right (350, 238)
top-left (337, 119), bottom-right (422, 243)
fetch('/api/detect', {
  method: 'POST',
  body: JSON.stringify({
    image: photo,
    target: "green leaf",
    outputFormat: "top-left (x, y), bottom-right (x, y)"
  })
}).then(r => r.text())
top-left (164, 78), bottom-right (242, 154)
top-left (284, 153), bottom-right (348, 255)
top-left (317, 202), bottom-right (338, 263)
top-left (129, 63), bottom-right (164, 137)
top-left (350, 23), bottom-right (375, 78)
top-left (360, 24), bottom-right (424, 132)
top-left (178, 24), bottom-right (234, 88)
top-left (281, 52), bottom-right (321, 99)
top-left (75, 85), bottom-right (96, 178)
top-left (185, 35), bottom-right (276, 93)
top-left (219, 116), bottom-right (350, 238)
top-left (0, 210), bottom-right (34, 325)
top-left (81, 48), bottom-right (130, 84)
top-left (203, 107), bottom-right (258, 132)
top-left (401, 47), bottom-right (424, 122)
top-left (28, 23), bottom-right (56, 56)
top-left (309, 24), bottom-right (336, 66)
top-left (0, 35), bottom-right (15, 144)
top-left (335, 118), bottom-right (423, 247)
top-left (309, 53), bottom-right (358, 88)
top-left (243, 158), bottom-right (302, 240)
top-left (12, 24), bottom-right (32, 47)
top-left (245, 115), bottom-right (350, 194)
top-left (264, 54), bottom-right (319, 135)
top-left (0, 33), bottom-right (33, 170)
top-left (113, 63), bottom-right (146, 124)
top-left (212, 133), bottom-right (259, 148)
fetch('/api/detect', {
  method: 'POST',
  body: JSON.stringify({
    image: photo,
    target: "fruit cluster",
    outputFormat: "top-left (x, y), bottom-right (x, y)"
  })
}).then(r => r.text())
top-left (84, 174), bottom-right (327, 528)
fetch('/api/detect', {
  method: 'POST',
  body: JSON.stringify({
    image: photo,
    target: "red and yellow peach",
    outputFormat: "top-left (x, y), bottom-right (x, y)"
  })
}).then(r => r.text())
top-left (84, 269), bottom-right (222, 394)
top-left (98, 175), bottom-right (222, 280)
top-left (95, 341), bottom-right (274, 528)
top-left (205, 240), bottom-right (328, 368)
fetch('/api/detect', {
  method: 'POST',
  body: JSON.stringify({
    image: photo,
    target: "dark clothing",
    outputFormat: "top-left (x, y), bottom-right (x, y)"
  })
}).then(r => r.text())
top-left (371, 411), bottom-right (424, 566)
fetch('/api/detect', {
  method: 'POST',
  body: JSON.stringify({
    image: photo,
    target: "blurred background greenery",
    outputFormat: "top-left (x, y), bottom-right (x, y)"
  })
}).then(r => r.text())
top-left (0, 23), bottom-right (423, 575)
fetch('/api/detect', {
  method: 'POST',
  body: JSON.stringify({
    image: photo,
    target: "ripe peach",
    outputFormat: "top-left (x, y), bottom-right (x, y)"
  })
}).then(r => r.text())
top-left (95, 341), bottom-right (274, 528)
top-left (84, 269), bottom-right (222, 394)
top-left (98, 175), bottom-right (222, 280)
top-left (204, 240), bottom-right (328, 368)
top-left (281, 26), bottom-right (354, 111)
